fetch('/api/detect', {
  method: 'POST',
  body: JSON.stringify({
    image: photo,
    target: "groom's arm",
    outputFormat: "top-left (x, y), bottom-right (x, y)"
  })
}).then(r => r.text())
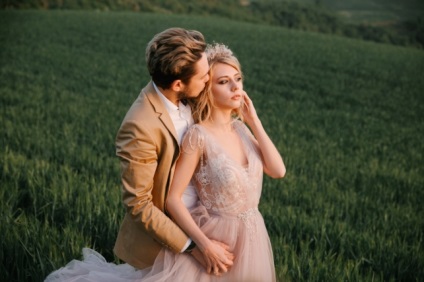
top-left (116, 119), bottom-right (188, 253)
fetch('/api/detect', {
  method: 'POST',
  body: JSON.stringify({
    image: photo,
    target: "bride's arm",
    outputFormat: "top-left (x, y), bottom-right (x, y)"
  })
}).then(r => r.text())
top-left (166, 145), bottom-right (234, 275)
top-left (242, 92), bottom-right (286, 178)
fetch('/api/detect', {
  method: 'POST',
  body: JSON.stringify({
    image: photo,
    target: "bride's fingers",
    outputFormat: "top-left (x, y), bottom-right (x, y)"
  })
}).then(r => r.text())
top-left (242, 99), bottom-right (250, 111)
top-left (217, 261), bottom-right (228, 273)
top-left (223, 251), bottom-right (234, 264)
top-left (243, 96), bottom-right (254, 111)
top-left (205, 258), bottom-right (213, 274)
top-left (226, 252), bottom-right (235, 262)
top-left (243, 91), bottom-right (252, 101)
top-left (213, 265), bottom-right (219, 275)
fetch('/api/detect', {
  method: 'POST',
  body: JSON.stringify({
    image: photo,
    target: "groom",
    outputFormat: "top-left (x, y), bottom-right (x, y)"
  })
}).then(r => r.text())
top-left (114, 28), bottom-right (233, 274)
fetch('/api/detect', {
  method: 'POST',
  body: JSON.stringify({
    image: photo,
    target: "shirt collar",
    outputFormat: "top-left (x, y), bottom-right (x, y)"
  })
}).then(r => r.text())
top-left (153, 82), bottom-right (191, 113)
top-left (153, 82), bottom-right (178, 112)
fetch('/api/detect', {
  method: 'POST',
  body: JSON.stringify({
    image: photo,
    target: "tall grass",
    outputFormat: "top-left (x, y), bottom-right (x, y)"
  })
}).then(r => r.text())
top-left (1, 10), bottom-right (423, 281)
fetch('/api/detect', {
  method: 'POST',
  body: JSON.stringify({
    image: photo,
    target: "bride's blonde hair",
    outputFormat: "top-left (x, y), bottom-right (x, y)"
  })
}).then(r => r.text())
top-left (191, 43), bottom-right (244, 124)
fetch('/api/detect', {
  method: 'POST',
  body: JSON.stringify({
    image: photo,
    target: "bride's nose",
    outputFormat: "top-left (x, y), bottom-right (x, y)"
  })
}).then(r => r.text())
top-left (231, 80), bottom-right (239, 92)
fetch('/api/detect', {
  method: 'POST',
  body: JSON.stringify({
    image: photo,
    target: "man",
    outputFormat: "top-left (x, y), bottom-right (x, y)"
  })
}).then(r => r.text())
top-left (114, 27), bottom-right (233, 274)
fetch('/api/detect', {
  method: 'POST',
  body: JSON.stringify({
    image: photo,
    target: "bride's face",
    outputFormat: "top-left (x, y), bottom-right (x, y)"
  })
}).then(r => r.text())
top-left (210, 63), bottom-right (243, 111)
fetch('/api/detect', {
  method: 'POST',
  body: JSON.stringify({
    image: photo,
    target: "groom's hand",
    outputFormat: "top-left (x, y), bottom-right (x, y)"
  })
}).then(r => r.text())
top-left (190, 240), bottom-right (234, 276)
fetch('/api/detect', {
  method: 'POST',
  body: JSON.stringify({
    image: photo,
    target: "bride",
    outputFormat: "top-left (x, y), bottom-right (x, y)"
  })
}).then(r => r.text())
top-left (45, 43), bottom-right (286, 282)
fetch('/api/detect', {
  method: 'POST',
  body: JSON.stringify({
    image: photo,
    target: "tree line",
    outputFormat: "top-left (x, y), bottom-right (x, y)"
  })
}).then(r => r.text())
top-left (2, 0), bottom-right (423, 48)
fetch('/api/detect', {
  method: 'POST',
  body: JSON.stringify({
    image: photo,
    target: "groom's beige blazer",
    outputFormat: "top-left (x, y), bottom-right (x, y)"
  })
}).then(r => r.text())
top-left (114, 81), bottom-right (189, 269)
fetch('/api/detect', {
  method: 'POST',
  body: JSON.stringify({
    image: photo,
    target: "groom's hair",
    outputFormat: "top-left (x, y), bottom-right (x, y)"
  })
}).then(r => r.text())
top-left (146, 27), bottom-right (206, 89)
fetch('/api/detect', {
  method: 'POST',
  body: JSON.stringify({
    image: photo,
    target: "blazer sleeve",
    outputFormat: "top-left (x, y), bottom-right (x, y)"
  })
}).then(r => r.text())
top-left (116, 119), bottom-right (188, 253)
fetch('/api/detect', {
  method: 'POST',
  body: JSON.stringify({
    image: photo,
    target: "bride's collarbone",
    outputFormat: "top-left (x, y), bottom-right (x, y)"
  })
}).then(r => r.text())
top-left (207, 130), bottom-right (248, 167)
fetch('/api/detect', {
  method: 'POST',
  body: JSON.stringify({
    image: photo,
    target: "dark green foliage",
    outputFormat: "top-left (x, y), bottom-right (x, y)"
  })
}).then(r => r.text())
top-left (403, 16), bottom-right (424, 47)
top-left (1, 0), bottom-right (424, 48)
top-left (1, 10), bottom-right (423, 282)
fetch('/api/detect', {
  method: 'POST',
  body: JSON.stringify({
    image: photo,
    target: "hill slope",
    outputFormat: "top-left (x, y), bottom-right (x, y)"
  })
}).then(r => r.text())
top-left (2, 0), bottom-right (424, 48)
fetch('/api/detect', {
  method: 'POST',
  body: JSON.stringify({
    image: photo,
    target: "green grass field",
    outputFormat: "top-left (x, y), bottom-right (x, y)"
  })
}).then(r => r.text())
top-left (1, 10), bottom-right (423, 282)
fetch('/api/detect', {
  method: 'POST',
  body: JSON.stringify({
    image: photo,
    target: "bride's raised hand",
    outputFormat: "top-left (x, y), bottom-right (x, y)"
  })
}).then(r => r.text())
top-left (241, 91), bottom-right (259, 127)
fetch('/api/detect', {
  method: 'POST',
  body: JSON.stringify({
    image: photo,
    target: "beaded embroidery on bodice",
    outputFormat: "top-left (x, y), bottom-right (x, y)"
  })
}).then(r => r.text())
top-left (183, 120), bottom-right (263, 216)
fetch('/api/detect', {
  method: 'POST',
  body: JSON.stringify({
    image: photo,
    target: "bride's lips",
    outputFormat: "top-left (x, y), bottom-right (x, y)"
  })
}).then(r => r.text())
top-left (232, 94), bottom-right (242, 100)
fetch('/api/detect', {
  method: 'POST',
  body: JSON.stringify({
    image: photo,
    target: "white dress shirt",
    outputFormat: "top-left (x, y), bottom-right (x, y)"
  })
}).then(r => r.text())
top-left (154, 83), bottom-right (199, 252)
top-left (153, 84), bottom-right (199, 210)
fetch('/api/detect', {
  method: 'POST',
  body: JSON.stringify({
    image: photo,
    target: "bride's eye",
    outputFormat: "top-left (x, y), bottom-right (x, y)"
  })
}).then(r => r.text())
top-left (218, 80), bottom-right (228, 85)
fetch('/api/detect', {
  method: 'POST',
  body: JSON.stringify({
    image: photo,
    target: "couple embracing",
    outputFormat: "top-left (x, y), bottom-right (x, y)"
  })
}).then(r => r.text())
top-left (46, 27), bottom-right (286, 282)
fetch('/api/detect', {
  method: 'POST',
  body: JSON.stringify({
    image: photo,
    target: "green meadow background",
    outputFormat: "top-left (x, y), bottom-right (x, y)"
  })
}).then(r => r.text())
top-left (1, 9), bottom-right (423, 281)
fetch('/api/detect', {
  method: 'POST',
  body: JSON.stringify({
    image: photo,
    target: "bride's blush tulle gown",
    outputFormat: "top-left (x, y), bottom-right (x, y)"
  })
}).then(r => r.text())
top-left (45, 120), bottom-right (276, 282)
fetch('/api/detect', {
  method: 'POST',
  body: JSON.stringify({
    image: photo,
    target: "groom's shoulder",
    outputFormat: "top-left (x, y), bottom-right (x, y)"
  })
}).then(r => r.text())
top-left (125, 85), bottom-right (158, 117)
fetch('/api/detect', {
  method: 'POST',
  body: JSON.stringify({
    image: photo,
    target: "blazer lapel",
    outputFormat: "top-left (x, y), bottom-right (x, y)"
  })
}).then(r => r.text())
top-left (144, 81), bottom-right (179, 144)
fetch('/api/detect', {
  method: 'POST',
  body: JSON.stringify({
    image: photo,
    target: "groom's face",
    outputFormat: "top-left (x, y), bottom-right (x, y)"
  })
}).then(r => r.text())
top-left (178, 53), bottom-right (209, 99)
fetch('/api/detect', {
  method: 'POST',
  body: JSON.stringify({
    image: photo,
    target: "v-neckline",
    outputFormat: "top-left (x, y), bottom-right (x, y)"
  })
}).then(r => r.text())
top-left (197, 123), bottom-right (249, 169)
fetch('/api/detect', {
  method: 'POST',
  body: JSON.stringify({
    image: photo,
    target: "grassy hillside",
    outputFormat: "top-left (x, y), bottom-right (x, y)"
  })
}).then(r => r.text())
top-left (2, 0), bottom-right (424, 48)
top-left (1, 10), bottom-right (423, 281)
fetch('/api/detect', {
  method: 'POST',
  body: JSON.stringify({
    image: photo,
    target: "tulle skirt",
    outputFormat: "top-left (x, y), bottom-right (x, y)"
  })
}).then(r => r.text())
top-left (45, 206), bottom-right (275, 282)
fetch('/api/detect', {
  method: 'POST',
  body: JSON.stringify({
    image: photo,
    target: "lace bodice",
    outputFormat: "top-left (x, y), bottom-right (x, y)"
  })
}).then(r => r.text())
top-left (182, 120), bottom-right (263, 216)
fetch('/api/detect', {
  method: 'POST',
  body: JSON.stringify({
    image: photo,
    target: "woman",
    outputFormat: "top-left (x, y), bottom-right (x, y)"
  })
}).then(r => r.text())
top-left (45, 43), bottom-right (285, 282)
